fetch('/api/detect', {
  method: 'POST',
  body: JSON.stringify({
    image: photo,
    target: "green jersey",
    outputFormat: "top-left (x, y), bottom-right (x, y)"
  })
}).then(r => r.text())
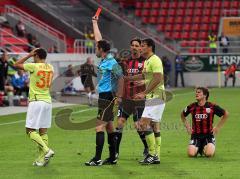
top-left (143, 54), bottom-right (165, 100)
top-left (23, 63), bottom-right (54, 103)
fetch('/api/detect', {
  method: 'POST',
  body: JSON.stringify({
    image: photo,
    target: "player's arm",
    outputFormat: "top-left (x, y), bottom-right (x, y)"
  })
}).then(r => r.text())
top-left (181, 112), bottom-right (191, 135)
top-left (212, 109), bottom-right (229, 135)
top-left (12, 48), bottom-right (38, 69)
top-left (92, 16), bottom-right (102, 42)
top-left (125, 74), bottom-right (144, 81)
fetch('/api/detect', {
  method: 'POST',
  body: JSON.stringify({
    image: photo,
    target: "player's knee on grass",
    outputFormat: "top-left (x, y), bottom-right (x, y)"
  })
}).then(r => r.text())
top-left (204, 143), bottom-right (215, 157)
top-left (188, 145), bottom-right (198, 157)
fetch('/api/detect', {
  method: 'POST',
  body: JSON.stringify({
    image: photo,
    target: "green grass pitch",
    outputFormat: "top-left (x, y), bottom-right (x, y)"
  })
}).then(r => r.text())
top-left (0, 88), bottom-right (239, 179)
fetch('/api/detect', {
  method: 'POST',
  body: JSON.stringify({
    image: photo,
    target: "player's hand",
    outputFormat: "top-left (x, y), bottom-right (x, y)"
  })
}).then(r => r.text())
top-left (92, 16), bottom-right (99, 22)
top-left (29, 48), bottom-right (40, 57)
top-left (134, 92), bottom-right (146, 100)
top-left (133, 80), bottom-right (145, 86)
top-left (212, 127), bottom-right (219, 135)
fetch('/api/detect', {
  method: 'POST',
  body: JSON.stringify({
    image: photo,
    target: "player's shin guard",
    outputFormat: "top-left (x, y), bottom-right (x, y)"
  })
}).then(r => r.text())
top-left (137, 131), bottom-right (148, 150)
top-left (29, 131), bottom-right (49, 154)
top-left (115, 127), bottom-right (123, 154)
top-left (108, 132), bottom-right (117, 160)
top-left (144, 130), bottom-right (156, 156)
top-left (154, 132), bottom-right (161, 158)
top-left (95, 131), bottom-right (104, 160)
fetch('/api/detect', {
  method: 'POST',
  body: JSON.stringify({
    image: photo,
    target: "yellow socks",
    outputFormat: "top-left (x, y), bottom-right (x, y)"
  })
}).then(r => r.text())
top-left (154, 132), bottom-right (161, 159)
top-left (29, 131), bottom-right (49, 154)
top-left (145, 132), bottom-right (156, 156)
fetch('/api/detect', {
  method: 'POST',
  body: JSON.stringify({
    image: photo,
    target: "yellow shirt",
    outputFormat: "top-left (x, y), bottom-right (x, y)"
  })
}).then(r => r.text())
top-left (23, 63), bottom-right (54, 103)
top-left (143, 54), bottom-right (165, 99)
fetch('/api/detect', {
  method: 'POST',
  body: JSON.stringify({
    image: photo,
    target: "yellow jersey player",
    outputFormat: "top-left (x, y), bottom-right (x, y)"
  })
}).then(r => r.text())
top-left (12, 48), bottom-right (54, 167)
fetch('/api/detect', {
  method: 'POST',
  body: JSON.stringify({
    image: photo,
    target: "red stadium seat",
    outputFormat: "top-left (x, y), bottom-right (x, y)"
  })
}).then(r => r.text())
top-left (199, 40), bottom-right (208, 47)
top-left (201, 24), bottom-right (209, 31)
top-left (135, 2), bottom-right (142, 9)
top-left (143, 2), bottom-right (151, 9)
top-left (157, 24), bottom-right (165, 32)
top-left (188, 40), bottom-right (197, 47)
top-left (142, 17), bottom-right (149, 24)
top-left (213, 1), bottom-right (222, 8)
top-left (203, 9), bottom-right (211, 16)
top-left (211, 16), bottom-right (219, 24)
top-left (149, 17), bottom-right (157, 24)
top-left (165, 24), bottom-right (173, 31)
top-left (202, 16), bottom-right (210, 23)
top-left (185, 9), bottom-right (193, 16)
top-left (183, 24), bottom-right (191, 31)
top-left (164, 32), bottom-right (172, 39)
top-left (159, 9), bottom-right (167, 16)
top-left (175, 24), bottom-right (182, 31)
top-left (152, 2), bottom-right (160, 9)
top-left (168, 9), bottom-right (176, 16)
top-left (161, 2), bottom-right (169, 9)
top-left (157, 17), bottom-right (166, 24)
top-left (199, 32), bottom-right (208, 40)
top-left (195, 1), bottom-right (204, 8)
top-left (204, 1), bottom-right (212, 8)
top-left (192, 24), bottom-right (200, 31)
top-left (172, 32), bottom-right (181, 39)
top-left (194, 9), bottom-right (202, 16)
top-left (150, 9), bottom-right (159, 16)
top-left (223, 1), bottom-right (230, 9)
top-left (196, 48), bottom-right (205, 53)
top-left (193, 16), bottom-right (201, 24)
top-left (212, 9), bottom-right (221, 16)
top-left (188, 48), bottom-right (196, 53)
top-left (135, 9), bottom-right (142, 17)
top-left (178, 1), bottom-right (186, 8)
top-left (167, 16), bottom-right (175, 24)
top-left (180, 40), bottom-right (188, 47)
top-left (190, 32), bottom-right (198, 40)
top-left (182, 32), bottom-right (190, 39)
top-left (142, 9), bottom-right (150, 16)
top-left (184, 16), bottom-right (192, 24)
top-left (175, 16), bottom-right (184, 24)
top-left (176, 9), bottom-right (185, 16)
top-left (211, 24), bottom-right (218, 31)
top-left (169, 1), bottom-right (178, 9)
top-left (187, 1), bottom-right (195, 8)
top-left (231, 1), bottom-right (239, 9)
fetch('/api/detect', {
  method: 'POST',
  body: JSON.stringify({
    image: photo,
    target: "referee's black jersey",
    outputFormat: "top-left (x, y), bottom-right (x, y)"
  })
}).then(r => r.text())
top-left (182, 102), bottom-right (225, 136)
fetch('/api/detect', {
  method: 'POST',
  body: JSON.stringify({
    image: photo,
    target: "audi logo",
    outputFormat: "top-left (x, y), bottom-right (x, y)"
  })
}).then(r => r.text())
top-left (195, 114), bottom-right (208, 119)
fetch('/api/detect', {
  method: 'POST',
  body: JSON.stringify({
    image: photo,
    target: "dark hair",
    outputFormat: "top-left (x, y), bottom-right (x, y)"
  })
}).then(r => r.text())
top-left (142, 38), bottom-right (155, 53)
top-left (97, 40), bottom-right (111, 53)
top-left (35, 48), bottom-right (47, 59)
top-left (196, 87), bottom-right (209, 100)
top-left (130, 37), bottom-right (141, 46)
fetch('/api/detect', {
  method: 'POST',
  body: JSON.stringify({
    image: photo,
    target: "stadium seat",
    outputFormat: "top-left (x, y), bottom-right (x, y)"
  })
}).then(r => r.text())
top-left (194, 9), bottom-right (202, 16)
top-left (161, 2), bottom-right (169, 9)
top-left (175, 24), bottom-right (182, 31)
top-left (159, 9), bottom-right (167, 16)
top-left (176, 9), bottom-right (185, 16)
top-left (183, 24), bottom-right (191, 31)
top-left (152, 2), bottom-right (160, 9)
top-left (193, 16), bottom-right (201, 24)
top-left (157, 17), bottom-right (166, 24)
top-left (185, 9), bottom-right (193, 16)
top-left (178, 1), bottom-right (186, 8)
top-left (199, 40), bottom-right (208, 47)
top-left (223, 1), bottom-right (230, 9)
top-left (168, 9), bottom-right (176, 16)
top-left (203, 9), bottom-right (211, 16)
top-left (165, 24), bottom-right (173, 31)
top-left (199, 32), bottom-right (208, 40)
top-left (188, 48), bottom-right (196, 53)
top-left (211, 24), bottom-right (218, 31)
top-left (135, 9), bottom-right (141, 16)
top-left (192, 24), bottom-right (200, 31)
top-left (201, 24), bottom-right (209, 31)
top-left (149, 17), bottom-right (157, 24)
top-left (169, 1), bottom-right (178, 9)
top-left (212, 16), bottom-right (219, 24)
top-left (188, 40), bottom-right (197, 47)
top-left (150, 9), bottom-right (159, 16)
top-left (167, 16), bottom-right (175, 24)
top-left (142, 9), bottom-right (150, 16)
top-left (175, 16), bottom-right (184, 24)
top-left (204, 1), bottom-right (212, 8)
top-left (195, 1), bottom-right (204, 8)
top-left (212, 9), bottom-right (221, 16)
top-left (231, 1), bottom-right (239, 9)
top-left (143, 2), bottom-right (151, 9)
top-left (180, 40), bottom-right (188, 47)
top-left (182, 32), bottom-right (190, 39)
top-left (172, 32), bottom-right (181, 39)
top-left (156, 24), bottom-right (165, 32)
top-left (184, 16), bottom-right (192, 24)
top-left (213, 1), bottom-right (222, 8)
top-left (186, 1), bottom-right (195, 8)
top-left (190, 32), bottom-right (198, 40)
top-left (202, 16), bottom-right (210, 23)
top-left (142, 17), bottom-right (149, 24)
top-left (135, 2), bottom-right (142, 9)
top-left (164, 32), bottom-right (172, 39)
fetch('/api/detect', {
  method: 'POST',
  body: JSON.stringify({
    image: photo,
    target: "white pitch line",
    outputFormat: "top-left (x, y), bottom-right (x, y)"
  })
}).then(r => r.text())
top-left (0, 108), bottom-right (95, 126)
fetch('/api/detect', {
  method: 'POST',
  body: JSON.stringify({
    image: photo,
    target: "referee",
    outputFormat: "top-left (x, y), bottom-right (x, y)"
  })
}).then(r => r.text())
top-left (85, 15), bottom-right (123, 166)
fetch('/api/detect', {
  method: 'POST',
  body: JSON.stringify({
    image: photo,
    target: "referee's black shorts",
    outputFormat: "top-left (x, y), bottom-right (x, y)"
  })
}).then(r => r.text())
top-left (81, 75), bottom-right (95, 90)
top-left (97, 92), bottom-right (115, 122)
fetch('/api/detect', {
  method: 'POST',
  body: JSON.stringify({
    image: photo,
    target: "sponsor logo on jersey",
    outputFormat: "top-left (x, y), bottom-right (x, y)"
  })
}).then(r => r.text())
top-left (195, 113), bottom-right (208, 120)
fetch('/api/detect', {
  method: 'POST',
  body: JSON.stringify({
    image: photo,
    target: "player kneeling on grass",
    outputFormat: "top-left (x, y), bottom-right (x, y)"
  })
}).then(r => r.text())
top-left (181, 87), bottom-right (228, 157)
top-left (12, 48), bottom-right (54, 166)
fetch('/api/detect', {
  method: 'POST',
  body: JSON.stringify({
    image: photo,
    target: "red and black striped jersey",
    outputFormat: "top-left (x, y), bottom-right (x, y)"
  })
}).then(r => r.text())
top-left (121, 56), bottom-right (145, 99)
top-left (182, 102), bottom-right (225, 136)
